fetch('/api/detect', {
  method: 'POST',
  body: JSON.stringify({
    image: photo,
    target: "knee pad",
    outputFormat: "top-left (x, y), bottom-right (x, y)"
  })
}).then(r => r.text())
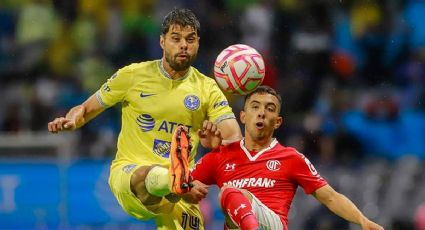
top-left (145, 166), bottom-right (170, 197)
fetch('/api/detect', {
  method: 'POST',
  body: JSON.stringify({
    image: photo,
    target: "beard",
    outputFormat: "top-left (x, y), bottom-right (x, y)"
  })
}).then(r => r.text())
top-left (165, 52), bottom-right (197, 71)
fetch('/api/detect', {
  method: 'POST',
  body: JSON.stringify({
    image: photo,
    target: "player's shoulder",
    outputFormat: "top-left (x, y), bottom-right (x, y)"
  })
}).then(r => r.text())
top-left (190, 66), bottom-right (216, 84)
top-left (220, 140), bottom-right (242, 151)
top-left (121, 60), bottom-right (158, 73)
top-left (112, 61), bottom-right (159, 83)
top-left (274, 144), bottom-right (304, 159)
top-left (204, 141), bottom-right (240, 158)
top-left (116, 60), bottom-right (158, 78)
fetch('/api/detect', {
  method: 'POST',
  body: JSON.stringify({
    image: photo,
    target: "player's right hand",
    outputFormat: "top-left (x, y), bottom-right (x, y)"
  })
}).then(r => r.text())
top-left (48, 117), bottom-right (76, 133)
top-left (198, 120), bottom-right (222, 149)
top-left (181, 180), bottom-right (209, 204)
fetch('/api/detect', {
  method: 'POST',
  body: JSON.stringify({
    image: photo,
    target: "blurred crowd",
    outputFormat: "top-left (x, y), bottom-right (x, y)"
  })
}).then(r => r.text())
top-left (0, 0), bottom-right (425, 161)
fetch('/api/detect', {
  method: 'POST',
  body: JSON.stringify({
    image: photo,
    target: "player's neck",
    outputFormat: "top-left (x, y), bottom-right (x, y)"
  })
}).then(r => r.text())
top-left (243, 137), bottom-right (274, 152)
top-left (161, 58), bottom-right (189, 80)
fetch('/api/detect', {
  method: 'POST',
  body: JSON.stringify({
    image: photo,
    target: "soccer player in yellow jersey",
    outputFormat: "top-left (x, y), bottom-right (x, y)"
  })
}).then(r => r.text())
top-left (47, 9), bottom-right (241, 230)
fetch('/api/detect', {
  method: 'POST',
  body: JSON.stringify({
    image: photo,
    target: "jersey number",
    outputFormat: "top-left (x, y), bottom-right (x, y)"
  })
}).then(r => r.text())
top-left (181, 212), bottom-right (200, 230)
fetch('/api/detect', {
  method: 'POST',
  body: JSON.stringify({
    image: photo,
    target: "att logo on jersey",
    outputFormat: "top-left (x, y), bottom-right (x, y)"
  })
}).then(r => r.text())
top-left (135, 114), bottom-right (192, 133)
top-left (157, 120), bottom-right (192, 133)
top-left (136, 114), bottom-right (155, 132)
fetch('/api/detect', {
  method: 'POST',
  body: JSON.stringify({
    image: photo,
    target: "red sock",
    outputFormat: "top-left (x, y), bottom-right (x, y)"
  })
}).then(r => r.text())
top-left (220, 188), bottom-right (259, 230)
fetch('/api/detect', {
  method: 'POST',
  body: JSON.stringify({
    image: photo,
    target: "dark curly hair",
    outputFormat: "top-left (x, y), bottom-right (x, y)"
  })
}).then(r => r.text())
top-left (161, 8), bottom-right (200, 35)
top-left (244, 85), bottom-right (282, 112)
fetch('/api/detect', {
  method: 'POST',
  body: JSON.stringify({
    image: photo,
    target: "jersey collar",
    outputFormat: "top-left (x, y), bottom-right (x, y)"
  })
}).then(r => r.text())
top-left (240, 138), bottom-right (278, 161)
top-left (159, 59), bottom-right (192, 81)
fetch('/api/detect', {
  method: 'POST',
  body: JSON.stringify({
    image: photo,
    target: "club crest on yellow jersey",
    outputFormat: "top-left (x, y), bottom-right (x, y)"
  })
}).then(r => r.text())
top-left (184, 95), bottom-right (200, 111)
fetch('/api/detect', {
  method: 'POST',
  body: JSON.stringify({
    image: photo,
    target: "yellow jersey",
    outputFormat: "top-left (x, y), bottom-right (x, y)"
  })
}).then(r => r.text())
top-left (96, 60), bottom-right (235, 170)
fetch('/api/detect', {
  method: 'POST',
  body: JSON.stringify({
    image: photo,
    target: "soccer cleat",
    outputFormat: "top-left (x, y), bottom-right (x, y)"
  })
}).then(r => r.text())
top-left (169, 125), bottom-right (193, 195)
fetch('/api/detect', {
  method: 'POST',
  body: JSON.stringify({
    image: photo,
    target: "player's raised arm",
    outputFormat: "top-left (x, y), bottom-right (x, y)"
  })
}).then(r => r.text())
top-left (47, 94), bottom-right (105, 133)
top-left (217, 118), bottom-right (242, 144)
top-left (198, 119), bottom-right (242, 149)
top-left (312, 184), bottom-right (384, 230)
top-left (198, 120), bottom-right (223, 149)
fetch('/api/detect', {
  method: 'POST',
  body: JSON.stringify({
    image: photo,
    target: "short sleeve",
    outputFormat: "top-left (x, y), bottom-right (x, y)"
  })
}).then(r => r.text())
top-left (288, 153), bottom-right (328, 194)
top-left (191, 152), bottom-right (218, 185)
top-left (207, 82), bottom-right (235, 123)
top-left (96, 66), bottom-right (134, 107)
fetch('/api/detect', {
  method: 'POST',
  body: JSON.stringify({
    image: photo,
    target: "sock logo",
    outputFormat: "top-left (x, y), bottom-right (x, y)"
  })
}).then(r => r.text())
top-left (234, 203), bottom-right (247, 216)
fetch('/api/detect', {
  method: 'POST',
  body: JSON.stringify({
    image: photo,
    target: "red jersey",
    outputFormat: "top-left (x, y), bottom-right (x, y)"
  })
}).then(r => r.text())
top-left (191, 139), bottom-right (328, 226)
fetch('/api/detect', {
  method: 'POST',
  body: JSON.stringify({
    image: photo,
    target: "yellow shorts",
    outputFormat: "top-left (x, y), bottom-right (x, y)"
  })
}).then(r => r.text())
top-left (108, 162), bottom-right (204, 230)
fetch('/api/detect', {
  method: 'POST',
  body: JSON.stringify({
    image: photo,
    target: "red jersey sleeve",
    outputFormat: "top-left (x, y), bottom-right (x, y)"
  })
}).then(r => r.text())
top-left (191, 150), bottom-right (219, 185)
top-left (288, 151), bottom-right (327, 194)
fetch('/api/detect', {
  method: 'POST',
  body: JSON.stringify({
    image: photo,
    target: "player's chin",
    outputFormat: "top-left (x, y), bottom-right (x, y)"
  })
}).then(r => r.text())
top-left (172, 60), bottom-right (192, 71)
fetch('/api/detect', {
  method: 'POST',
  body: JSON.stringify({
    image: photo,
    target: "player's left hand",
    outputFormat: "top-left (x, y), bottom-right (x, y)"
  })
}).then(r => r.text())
top-left (181, 180), bottom-right (209, 204)
top-left (198, 120), bottom-right (222, 149)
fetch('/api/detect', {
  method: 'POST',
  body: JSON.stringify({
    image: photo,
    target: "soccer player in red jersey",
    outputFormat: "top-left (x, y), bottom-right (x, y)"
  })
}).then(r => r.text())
top-left (189, 86), bottom-right (384, 230)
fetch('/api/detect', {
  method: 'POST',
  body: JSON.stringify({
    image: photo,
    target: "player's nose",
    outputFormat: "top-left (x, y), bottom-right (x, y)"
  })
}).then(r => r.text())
top-left (180, 39), bottom-right (188, 50)
top-left (257, 109), bottom-right (265, 118)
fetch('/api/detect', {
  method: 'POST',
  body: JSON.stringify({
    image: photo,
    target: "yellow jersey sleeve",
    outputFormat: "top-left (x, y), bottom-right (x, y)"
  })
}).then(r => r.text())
top-left (96, 66), bottom-right (134, 107)
top-left (207, 81), bottom-right (235, 123)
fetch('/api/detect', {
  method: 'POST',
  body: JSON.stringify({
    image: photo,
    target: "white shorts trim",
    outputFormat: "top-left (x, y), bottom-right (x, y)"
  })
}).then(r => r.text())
top-left (251, 194), bottom-right (285, 230)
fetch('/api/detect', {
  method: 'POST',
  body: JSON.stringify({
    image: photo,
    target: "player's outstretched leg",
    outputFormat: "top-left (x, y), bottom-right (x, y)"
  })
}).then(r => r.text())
top-left (220, 187), bottom-right (260, 230)
top-left (169, 125), bottom-right (193, 195)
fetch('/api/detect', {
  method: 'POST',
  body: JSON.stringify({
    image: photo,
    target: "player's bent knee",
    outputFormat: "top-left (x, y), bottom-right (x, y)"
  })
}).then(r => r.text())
top-left (130, 166), bottom-right (162, 205)
top-left (130, 166), bottom-right (150, 193)
top-left (109, 164), bottom-right (158, 220)
top-left (219, 187), bottom-right (253, 209)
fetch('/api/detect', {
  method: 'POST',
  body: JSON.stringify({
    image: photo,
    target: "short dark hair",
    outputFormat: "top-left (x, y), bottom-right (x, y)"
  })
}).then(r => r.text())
top-left (244, 85), bottom-right (282, 111)
top-left (161, 8), bottom-right (200, 35)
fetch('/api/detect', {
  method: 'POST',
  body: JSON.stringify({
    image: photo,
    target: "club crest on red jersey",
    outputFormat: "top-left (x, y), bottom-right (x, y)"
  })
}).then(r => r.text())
top-left (266, 160), bottom-right (281, 171)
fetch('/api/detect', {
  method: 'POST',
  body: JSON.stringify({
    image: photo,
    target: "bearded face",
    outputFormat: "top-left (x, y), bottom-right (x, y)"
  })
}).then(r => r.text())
top-left (161, 24), bottom-right (199, 72)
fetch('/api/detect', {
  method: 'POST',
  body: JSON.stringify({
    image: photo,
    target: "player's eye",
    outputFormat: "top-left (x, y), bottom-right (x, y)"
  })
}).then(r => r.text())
top-left (267, 106), bottom-right (276, 112)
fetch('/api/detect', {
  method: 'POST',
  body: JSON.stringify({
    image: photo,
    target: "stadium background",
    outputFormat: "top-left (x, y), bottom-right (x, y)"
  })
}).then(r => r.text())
top-left (0, 0), bottom-right (425, 229)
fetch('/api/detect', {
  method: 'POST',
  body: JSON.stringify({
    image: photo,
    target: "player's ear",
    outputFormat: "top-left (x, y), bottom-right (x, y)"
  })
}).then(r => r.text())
top-left (240, 110), bottom-right (246, 124)
top-left (160, 35), bottom-right (165, 49)
top-left (274, 116), bottom-right (283, 129)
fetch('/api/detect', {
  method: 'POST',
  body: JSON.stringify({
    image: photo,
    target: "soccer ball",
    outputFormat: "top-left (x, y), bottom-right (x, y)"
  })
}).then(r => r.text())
top-left (214, 44), bottom-right (265, 95)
